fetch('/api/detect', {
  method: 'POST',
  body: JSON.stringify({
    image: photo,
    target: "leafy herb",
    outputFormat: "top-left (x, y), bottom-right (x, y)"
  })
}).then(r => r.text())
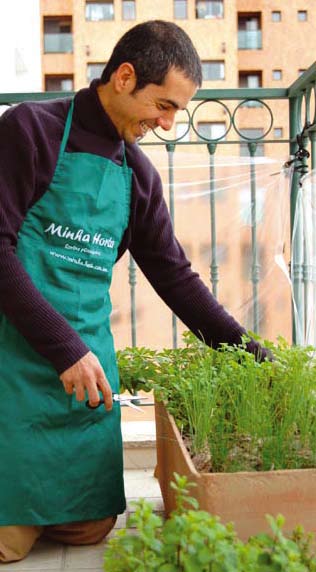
top-left (117, 334), bottom-right (316, 472)
top-left (104, 473), bottom-right (316, 571)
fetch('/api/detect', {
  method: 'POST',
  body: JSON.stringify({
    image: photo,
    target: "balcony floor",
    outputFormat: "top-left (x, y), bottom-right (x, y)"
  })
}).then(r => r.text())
top-left (3, 468), bottom-right (163, 571)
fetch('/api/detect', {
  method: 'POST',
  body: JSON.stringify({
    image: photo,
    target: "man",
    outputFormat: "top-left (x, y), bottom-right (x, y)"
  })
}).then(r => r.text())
top-left (0, 20), bottom-right (267, 561)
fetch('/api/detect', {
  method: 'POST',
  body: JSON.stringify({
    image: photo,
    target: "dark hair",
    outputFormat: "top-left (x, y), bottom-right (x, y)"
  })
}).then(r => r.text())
top-left (100, 20), bottom-right (202, 90)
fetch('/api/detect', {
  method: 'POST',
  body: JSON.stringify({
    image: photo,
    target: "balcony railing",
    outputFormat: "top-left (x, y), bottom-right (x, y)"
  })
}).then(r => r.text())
top-left (44, 33), bottom-right (73, 53)
top-left (238, 30), bottom-right (262, 50)
top-left (1, 63), bottom-right (316, 348)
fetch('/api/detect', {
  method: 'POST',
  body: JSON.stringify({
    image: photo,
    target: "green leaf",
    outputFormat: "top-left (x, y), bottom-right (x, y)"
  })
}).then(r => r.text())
top-left (158, 565), bottom-right (179, 572)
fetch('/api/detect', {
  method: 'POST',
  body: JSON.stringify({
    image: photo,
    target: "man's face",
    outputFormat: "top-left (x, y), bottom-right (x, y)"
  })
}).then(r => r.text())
top-left (105, 66), bottom-right (198, 144)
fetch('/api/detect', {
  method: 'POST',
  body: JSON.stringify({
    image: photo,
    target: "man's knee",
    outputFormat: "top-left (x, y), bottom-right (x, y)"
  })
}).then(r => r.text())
top-left (44, 515), bottom-right (117, 545)
top-left (0, 525), bottom-right (43, 563)
top-left (78, 516), bottom-right (117, 544)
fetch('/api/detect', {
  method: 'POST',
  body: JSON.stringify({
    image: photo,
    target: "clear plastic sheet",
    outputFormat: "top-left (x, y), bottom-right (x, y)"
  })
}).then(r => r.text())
top-left (0, 105), bottom-right (11, 117)
top-left (291, 170), bottom-right (316, 346)
top-left (111, 147), bottom-right (294, 350)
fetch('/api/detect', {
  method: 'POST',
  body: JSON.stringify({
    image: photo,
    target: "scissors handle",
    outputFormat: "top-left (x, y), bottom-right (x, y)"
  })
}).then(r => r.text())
top-left (85, 393), bottom-right (145, 409)
top-left (85, 394), bottom-right (118, 409)
top-left (85, 399), bottom-right (106, 409)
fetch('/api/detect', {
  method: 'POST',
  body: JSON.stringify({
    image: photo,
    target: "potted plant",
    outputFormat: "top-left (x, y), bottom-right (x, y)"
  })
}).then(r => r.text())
top-left (118, 334), bottom-right (316, 540)
top-left (104, 472), bottom-right (316, 572)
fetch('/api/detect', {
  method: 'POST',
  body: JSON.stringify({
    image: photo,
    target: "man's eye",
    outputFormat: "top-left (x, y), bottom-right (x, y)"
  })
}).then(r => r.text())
top-left (157, 104), bottom-right (168, 111)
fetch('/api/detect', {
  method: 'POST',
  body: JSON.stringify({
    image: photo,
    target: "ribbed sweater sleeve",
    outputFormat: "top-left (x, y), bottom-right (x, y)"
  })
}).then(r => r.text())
top-left (128, 147), bottom-right (267, 359)
top-left (0, 105), bottom-right (90, 374)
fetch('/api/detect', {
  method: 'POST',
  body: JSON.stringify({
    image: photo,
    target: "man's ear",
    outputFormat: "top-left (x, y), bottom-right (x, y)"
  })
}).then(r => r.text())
top-left (113, 62), bottom-right (137, 93)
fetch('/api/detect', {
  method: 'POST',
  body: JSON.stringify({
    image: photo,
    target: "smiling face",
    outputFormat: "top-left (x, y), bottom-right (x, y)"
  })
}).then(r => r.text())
top-left (97, 63), bottom-right (197, 144)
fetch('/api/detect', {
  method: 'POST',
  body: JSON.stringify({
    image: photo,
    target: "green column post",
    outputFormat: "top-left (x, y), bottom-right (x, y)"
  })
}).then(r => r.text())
top-left (301, 133), bottom-right (311, 345)
top-left (310, 130), bottom-right (316, 170)
top-left (128, 254), bottom-right (137, 347)
top-left (289, 95), bottom-right (304, 345)
top-left (166, 143), bottom-right (178, 349)
top-left (310, 131), bottom-right (316, 345)
top-left (248, 141), bottom-right (260, 333)
top-left (207, 143), bottom-right (218, 297)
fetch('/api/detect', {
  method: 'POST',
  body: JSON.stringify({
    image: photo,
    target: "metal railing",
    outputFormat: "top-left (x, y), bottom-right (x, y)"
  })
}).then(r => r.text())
top-left (1, 62), bottom-right (316, 346)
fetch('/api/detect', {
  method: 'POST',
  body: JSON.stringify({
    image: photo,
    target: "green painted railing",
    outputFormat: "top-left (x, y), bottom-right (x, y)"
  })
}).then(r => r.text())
top-left (1, 62), bottom-right (316, 346)
top-left (288, 63), bottom-right (316, 344)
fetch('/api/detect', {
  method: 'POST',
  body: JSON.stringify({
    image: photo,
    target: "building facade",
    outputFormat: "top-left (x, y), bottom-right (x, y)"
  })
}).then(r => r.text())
top-left (40, 0), bottom-right (315, 92)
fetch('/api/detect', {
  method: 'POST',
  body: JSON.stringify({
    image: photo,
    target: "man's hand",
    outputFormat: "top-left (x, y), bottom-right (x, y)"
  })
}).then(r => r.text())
top-left (59, 351), bottom-right (113, 411)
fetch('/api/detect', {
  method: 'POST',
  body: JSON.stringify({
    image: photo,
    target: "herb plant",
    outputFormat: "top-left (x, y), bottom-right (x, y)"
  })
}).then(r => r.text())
top-left (117, 334), bottom-right (316, 472)
top-left (104, 473), bottom-right (316, 572)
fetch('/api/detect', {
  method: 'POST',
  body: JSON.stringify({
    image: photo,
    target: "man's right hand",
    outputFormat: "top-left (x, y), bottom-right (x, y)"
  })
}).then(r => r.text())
top-left (59, 351), bottom-right (113, 411)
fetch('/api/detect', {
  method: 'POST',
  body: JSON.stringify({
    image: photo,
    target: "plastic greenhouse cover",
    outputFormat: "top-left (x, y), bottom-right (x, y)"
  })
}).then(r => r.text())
top-left (291, 169), bottom-right (316, 347)
top-left (110, 149), bottom-right (295, 350)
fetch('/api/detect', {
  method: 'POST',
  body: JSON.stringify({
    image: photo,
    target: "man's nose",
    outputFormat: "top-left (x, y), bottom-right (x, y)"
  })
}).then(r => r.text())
top-left (156, 114), bottom-right (175, 131)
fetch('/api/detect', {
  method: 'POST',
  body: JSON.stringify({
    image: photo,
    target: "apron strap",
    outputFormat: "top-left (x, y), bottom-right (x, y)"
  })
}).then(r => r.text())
top-left (59, 99), bottom-right (75, 156)
top-left (122, 143), bottom-right (128, 168)
top-left (59, 99), bottom-right (129, 169)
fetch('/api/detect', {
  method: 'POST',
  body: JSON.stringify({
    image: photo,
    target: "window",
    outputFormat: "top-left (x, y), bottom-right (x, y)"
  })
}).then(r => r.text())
top-left (197, 122), bottom-right (226, 141)
top-left (196, 0), bottom-right (223, 19)
top-left (45, 75), bottom-right (74, 92)
top-left (274, 127), bottom-right (283, 138)
top-left (298, 69), bottom-right (306, 76)
top-left (238, 14), bottom-right (262, 49)
top-left (239, 72), bottom-right (262, 107)
top-left (85, 1), bottom-right (114, 21)
top-left (271, 10), bottom-right (281, 22)
top-left (43, 17), bottom-right (73, 53)
top-left (87, 63), bottom-right (105, 82)
top-left (239, 71), bottom-right (262, 88)
top-left (202, 61), bottom-right (225, 81)
top-left (176, 122), bottom-right (190, 142)
top-left (122, 0), bottom-right (135, 20)
top-left (174, 0), bottom-right (187, 19)
top-left (239, 128), bottom-right (264, 156)
top-left (298, 10), bottom-right (307, 21)
top-left (272, 69), bottom-right (282, 81)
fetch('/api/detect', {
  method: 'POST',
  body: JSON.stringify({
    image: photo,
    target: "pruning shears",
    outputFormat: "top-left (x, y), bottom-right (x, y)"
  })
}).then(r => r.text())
top-left (85, 393), bottom-right (148, 413)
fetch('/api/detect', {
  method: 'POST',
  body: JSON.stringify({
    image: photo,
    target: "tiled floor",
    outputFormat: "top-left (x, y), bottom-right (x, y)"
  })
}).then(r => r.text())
top-left (2, 469), bottom-right (163, 571)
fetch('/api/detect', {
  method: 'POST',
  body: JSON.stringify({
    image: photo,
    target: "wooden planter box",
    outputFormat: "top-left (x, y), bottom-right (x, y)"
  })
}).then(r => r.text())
top-left (155, 400), bottom-right (316, 541)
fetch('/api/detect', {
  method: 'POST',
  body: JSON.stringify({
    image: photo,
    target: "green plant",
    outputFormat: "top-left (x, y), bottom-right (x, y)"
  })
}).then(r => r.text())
top-left (104, 473), bottom-right (316, 572)
top-left (116, 346), bottom-right (159, 394)
top-left (117, 333), bottom-right (316, 473)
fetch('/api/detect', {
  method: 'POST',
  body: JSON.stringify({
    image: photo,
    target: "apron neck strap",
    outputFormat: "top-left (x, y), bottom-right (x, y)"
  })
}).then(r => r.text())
top-left (59, 99), bottom-right (75, 156)
top-left (122, 143), bottom-right (128, 168)
top-left (60, 99), bottom-right (129, 169)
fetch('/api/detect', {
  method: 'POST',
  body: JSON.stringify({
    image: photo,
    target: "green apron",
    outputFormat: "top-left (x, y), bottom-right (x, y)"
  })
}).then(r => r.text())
top-left (0, 100), bottom-right (132, 525)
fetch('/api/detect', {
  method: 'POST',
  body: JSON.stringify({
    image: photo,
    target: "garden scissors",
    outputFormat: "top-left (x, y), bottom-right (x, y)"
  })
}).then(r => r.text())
top-left (85, 393), bottom-right (148, 413)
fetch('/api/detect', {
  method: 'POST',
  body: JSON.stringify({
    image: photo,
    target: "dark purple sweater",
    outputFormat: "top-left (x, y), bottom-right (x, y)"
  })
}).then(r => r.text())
top-left (0, 80), bottom-right (264, 374)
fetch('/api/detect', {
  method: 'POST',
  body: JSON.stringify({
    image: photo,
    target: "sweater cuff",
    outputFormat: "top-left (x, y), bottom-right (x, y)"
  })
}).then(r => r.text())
top-left (43, 337), bottom-right (91, 375)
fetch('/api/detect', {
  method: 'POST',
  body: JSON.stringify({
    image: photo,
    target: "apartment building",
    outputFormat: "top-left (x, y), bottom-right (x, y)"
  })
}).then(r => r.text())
top-left (39, 0), bottom-right (315, 347)
top-left (39, 0), bottom-right (315, 165)
top-left (40, 0), bottom-right (315, 161)
top-left (41, 0), bottom-right (315, 90)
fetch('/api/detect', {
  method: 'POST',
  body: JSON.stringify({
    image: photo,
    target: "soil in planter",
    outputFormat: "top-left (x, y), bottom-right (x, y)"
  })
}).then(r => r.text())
top-left (183, 431), bottom-right (316, 473)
